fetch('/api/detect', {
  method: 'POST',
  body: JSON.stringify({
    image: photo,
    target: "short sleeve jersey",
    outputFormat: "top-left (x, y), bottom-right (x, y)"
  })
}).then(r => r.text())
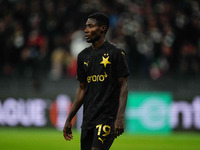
top-left (77, 41), bottom-right (129, 130)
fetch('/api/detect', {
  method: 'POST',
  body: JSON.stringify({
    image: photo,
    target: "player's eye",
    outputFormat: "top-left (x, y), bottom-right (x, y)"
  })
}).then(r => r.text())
top-left (87, 24), bottom-right (93, 28)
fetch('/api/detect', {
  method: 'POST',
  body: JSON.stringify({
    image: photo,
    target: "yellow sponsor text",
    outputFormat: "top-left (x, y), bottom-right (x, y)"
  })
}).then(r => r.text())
top-left (87, 72), bottom-right (108, 83)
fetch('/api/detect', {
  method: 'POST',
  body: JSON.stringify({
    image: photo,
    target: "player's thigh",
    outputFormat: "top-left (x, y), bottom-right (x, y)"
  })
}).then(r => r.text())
top-left (81, 129), bottom-right (93, 150)
top-left (92, 123), bottom-right (115, 150)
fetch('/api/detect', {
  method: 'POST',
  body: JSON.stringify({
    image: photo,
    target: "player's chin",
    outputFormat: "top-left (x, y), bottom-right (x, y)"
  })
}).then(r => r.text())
top-left (86, 40), bottom-right (92, 43)
top-left (86, 39), bottom-right (92, 43)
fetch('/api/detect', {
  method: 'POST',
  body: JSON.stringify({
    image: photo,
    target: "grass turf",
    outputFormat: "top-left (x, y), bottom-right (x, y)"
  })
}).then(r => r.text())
top-left (0, 128), bottom-right (200, 150)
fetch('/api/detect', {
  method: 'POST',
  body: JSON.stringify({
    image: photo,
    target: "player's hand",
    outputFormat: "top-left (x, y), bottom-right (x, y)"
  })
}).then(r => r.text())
top-left (114, 117), bottom-right (124, 138)
top-left (63, 121), bottom-right (73, 141)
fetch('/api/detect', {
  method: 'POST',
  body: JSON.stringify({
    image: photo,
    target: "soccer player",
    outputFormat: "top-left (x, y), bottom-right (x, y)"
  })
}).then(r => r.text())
top-left (63, 12), bottom-right (129, 150)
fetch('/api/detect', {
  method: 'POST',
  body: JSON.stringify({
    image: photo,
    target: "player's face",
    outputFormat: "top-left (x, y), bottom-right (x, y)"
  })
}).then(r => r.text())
top-left (84, 18), bottom-right (102, 43)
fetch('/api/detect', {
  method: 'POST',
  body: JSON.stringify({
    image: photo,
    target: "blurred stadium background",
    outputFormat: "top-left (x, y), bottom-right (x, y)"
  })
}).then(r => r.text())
top-left (0, 0), bottom-right (200, 149)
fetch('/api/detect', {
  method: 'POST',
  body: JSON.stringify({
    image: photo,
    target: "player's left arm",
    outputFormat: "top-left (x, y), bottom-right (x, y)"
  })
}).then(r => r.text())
top-left (114, 77), bottom-right (128, 138)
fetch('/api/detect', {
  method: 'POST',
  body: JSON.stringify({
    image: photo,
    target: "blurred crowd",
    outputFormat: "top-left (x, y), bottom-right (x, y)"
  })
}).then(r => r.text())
top-left (0, 0), bottom-right (200, 80)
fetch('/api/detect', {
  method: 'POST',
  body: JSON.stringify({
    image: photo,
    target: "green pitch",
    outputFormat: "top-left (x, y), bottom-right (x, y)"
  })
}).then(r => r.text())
top-left (0, 128), bottom-right (200, 150)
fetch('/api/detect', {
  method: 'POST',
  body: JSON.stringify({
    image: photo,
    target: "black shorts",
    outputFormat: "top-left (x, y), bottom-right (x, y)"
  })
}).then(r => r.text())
top-left (81, 123), bottom-right (115, 150)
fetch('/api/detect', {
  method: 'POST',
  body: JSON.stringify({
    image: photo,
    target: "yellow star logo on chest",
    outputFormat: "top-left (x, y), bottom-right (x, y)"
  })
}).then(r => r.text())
top-left (100, 56), bottom-right (111, 68)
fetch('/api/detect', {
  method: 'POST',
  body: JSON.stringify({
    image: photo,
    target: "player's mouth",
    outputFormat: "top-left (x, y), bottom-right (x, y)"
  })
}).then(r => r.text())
top-left (85, 35), bottom-right (91, 41)
top-left (85, 35), bottom-right (89, 39)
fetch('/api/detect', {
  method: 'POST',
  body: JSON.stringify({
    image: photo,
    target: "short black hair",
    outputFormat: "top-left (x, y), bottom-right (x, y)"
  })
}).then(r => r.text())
top-left (88, 12), bottom-right (110, 32)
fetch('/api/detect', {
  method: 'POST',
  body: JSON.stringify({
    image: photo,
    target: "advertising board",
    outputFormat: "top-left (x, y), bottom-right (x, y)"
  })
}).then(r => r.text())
top-left (0, 93), bottom-right (200, 132)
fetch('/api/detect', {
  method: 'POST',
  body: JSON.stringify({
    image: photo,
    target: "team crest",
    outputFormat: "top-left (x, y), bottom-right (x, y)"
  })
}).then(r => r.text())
top-left (100, 53), bottom-right (111, 68)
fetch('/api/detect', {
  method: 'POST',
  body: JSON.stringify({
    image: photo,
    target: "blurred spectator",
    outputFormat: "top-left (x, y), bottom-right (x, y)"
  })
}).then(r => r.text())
top-left (49, 47), bottom-right (66, 80)
top-left (20, 29), bottom-right (48, 78)
top-left (70, 30), bottom-right (90, 59)
top-left (179, 42), bottom-right (199, 75)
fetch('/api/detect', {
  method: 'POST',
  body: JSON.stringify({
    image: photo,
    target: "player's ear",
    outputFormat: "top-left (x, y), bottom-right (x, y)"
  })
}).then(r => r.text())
top-left (101, 25), bottom-right (107, 33)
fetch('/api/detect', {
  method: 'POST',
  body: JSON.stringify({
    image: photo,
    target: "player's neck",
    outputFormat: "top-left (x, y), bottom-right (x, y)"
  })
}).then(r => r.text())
top-left (92, 38), bottom-right (106, 50)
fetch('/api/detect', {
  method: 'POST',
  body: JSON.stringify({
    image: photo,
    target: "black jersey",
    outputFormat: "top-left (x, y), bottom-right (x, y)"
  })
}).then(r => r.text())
top-left (77, 41), bottom-right (129, 130)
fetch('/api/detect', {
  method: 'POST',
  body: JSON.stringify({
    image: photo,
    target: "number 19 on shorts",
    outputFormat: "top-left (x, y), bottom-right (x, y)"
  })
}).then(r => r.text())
top-left (96, 124), bottom-right (111, 136)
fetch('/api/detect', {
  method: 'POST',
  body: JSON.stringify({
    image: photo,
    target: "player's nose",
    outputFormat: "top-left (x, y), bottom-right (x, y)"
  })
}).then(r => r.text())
top-left (84, 27), bottom-right (89, 33)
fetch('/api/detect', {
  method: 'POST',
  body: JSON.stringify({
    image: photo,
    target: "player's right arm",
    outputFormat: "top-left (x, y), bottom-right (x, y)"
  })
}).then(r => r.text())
top-left (63, 82), bottom-right (86, 141)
